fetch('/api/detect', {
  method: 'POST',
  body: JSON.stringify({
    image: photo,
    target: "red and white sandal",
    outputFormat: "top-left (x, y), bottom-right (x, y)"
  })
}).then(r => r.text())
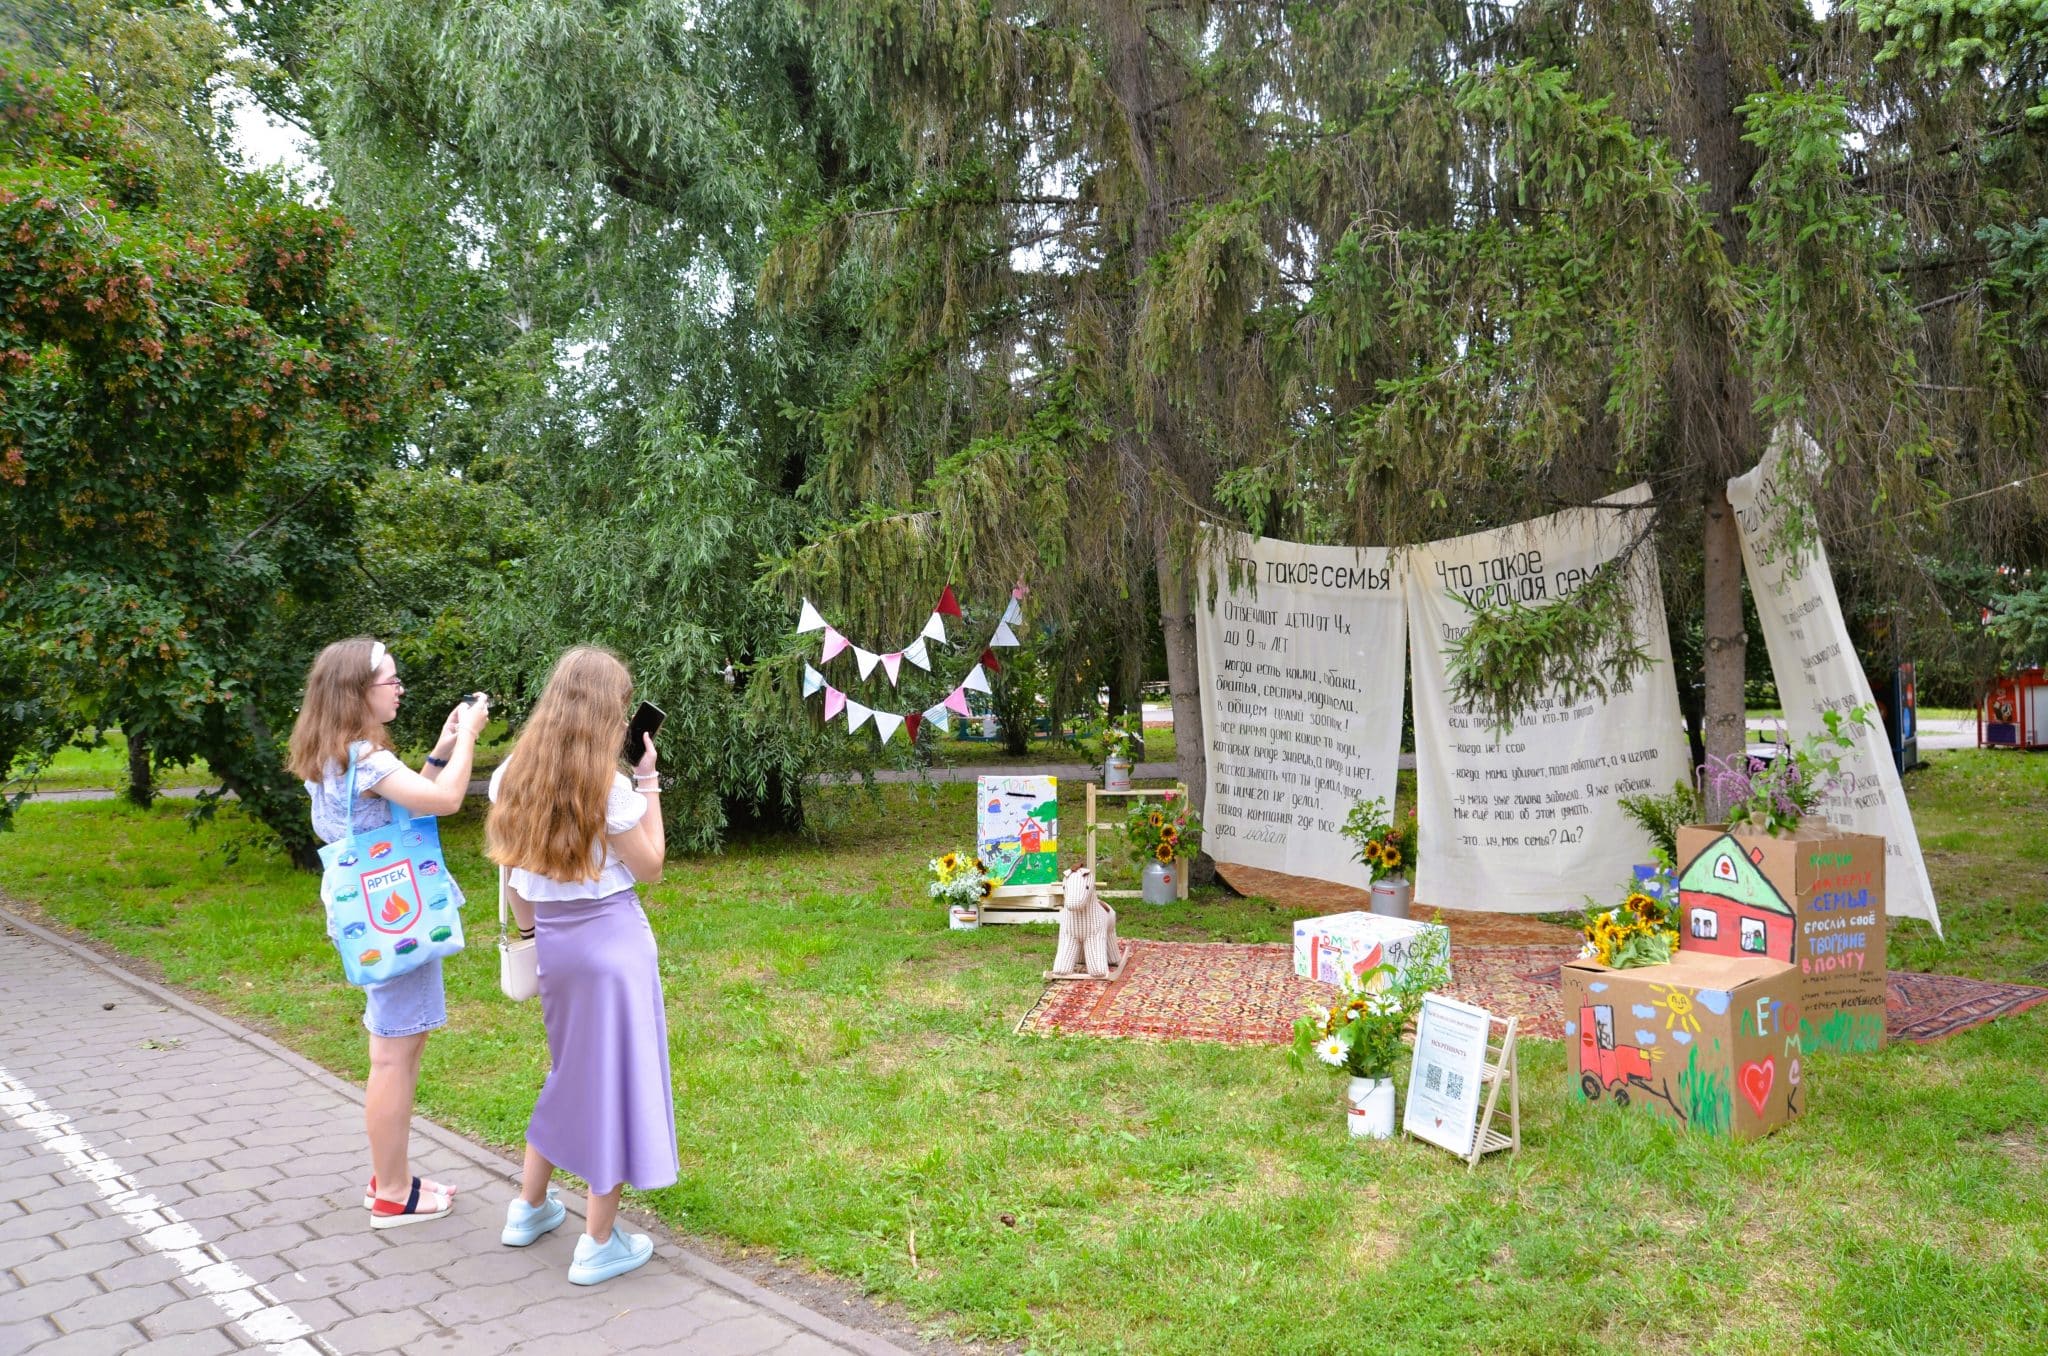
top-left (364, 1175), bottom-right (459, 1211)
top-left (369, 1178), bottom-right (455, 1230)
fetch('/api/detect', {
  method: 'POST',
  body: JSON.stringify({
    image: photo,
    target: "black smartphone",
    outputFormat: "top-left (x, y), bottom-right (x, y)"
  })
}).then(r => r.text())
top-left (623, 700), bottom-right (666, 762)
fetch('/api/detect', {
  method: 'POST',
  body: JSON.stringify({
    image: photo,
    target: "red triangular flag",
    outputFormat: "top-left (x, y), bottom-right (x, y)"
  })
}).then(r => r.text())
top-left (904, 712), bottom-right (922, 743)
top-left (936, 585), bottom-right (963, 617)
top-left (981, 648), bottom-right (1000, 672)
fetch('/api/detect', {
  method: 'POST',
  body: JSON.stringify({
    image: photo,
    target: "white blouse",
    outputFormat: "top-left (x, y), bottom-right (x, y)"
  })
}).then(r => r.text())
top-left (487, 760), bottom-right (649, 902)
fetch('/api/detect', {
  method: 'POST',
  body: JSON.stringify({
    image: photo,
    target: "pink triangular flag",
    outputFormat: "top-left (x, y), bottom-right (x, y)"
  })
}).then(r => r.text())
top-left (846, 699), bottom-right (872, 733)
top-left (874, 711), bottom-right (903, 744)
top-left (821, 627), bottom-right (849, 662)
top-left (962, 664), bottom-right (991, 694)
top-left (943, 688), bottom-right (971, 717)
top-left (920, 612), bottom-right (948, 645)
top-left (855, 647), bottom-right (880, 680)
top-left (903, 638), bottom-right (930, 670)
top-left (796, 599), bottom-right (827, 633)
top-left (823, 687), bottom-right (845, 720)
top-left (882, 652), bottom-right (903, 685)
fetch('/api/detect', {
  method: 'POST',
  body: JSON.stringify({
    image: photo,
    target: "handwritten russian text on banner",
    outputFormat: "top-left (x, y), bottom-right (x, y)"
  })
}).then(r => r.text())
top-left (1725, 433), bottom-right (1941, 934)
top-left (1405, 486), bottom-right (1688, 912)
top-left (1194, 530), bottom-right (1406, 885)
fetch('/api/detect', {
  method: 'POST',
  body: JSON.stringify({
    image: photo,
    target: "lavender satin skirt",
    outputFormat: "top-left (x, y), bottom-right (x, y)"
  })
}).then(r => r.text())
top-left (526, 887), bottom-right (678, 1194)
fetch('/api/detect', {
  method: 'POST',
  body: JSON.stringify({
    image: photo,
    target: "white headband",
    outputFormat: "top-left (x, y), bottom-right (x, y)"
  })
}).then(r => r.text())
top-left (368, 641), bottom-right (388, 675)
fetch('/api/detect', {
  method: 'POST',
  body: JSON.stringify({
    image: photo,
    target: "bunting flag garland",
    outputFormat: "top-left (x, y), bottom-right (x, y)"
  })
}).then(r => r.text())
top-left (795, 587), bottom-right (1029, 741)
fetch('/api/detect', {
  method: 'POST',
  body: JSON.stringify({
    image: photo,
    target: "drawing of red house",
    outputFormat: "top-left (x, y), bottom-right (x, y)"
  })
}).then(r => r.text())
top-left (1676, 833), bottom-right (1795, 961)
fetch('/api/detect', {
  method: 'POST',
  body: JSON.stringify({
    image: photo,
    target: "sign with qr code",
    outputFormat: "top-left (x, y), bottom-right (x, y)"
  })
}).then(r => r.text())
top-left (1403, 993), bottom-right (1492, 1157)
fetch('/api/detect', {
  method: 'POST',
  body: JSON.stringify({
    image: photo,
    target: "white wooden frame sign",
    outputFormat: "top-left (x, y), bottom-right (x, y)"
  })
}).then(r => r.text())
top-left (1404, 993), bottom-right (1520, 1166)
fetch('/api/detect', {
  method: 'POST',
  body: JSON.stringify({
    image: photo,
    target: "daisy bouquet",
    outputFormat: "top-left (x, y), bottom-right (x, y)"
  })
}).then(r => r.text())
top-left (1123, 793), bottom-right (1202, 867)
top-left (1340, 796), bottom-right (1415, 882)
top-left (1291, 928), bottom-right (1450, 1080)
top-left (1579, 888), bottom-right (1680, 969)
top-left (927, 850), bottom-right (992, 909)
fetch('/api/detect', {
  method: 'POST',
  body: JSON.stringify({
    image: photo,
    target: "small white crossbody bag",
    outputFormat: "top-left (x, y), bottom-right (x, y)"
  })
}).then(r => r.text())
top-left (497, 866), bottom-right (539, 1002)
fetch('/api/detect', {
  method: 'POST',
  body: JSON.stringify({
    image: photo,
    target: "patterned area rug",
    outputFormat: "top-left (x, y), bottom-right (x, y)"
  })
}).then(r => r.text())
top-left (1016, 941), bottom-right (2048, 1047)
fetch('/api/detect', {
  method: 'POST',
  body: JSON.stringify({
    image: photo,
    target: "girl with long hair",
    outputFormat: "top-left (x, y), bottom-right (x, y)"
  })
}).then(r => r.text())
top-left (289, 636), bottom-right (490, 1228)
top-left (486, 646), bottom-right (673, 1285)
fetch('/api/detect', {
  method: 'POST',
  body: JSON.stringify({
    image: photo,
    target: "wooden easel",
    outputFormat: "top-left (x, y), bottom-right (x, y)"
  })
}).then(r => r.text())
top-left (1467, 1014), bottom-right (1522, 1169)
top-left (1084, 781), bottom-right (1191, 901)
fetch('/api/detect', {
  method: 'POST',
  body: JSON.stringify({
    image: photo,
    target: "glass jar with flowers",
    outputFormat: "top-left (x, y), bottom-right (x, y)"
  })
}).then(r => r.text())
top-left (1123, 793), bottom-right (1201, 903)
top-left (1291, 928), bottom-right (1450, 1138)
top-left (928, 849), bottom-right (991, 928)
top-left (1340, 796), bottom-right (1417, 917)
top-left (1578, 887), bottom-right (1680, 969)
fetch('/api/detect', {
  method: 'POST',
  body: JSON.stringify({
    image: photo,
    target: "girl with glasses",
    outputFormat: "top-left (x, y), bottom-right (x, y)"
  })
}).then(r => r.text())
top-left (288, 637), bottom-right (491, 1227)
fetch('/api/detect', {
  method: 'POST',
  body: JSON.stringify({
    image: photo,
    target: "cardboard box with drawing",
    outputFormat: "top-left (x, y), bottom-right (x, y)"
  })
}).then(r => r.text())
top-left (1674, 823), bottom-right (1886, 1053)
top-left (1561, 950), bottom-right (1806, 1141)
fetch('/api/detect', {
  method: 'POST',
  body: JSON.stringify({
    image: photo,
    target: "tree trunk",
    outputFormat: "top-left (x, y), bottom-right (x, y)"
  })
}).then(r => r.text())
top-left (122, 722), bottom-right (153, 808)
top-left (1116, 627), bottom-right (1146, 760)
top-left (1701, 485), bottom-right (1748, 814)
top-left (1155, 517), bottom-right (1206, 814)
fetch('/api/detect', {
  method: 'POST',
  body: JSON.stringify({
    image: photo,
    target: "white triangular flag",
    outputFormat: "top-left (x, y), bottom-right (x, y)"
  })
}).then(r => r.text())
top-left (923, 704), bottom-right (951, 732)
top-left (962, 664), bottom-right (991, 694)
top-left (796, 598), bottom-right (827, 634)
top-left (903, 638), bottom-right (930, 670)
top-left (855, 647), bottom-right (880, 679)
top-left (920, 613), bottom-right (948, 645)
top-left (846, 699), bottom-right (872, 733)
top-left (1002, 598), bottom-right (1022, 626)
top-left (990, 622), bottom-right (1020, 648)
top-left (882, 652), bottom-right (902, 685)
top-left (874, 711), bottom-right (903, 745)
top-left (802, 664), bottom-right (824, 697)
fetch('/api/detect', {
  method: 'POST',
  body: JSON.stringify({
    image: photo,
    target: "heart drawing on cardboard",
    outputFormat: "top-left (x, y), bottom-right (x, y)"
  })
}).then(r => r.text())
top-left (1738, 1057), bottom-right (1776, 1116)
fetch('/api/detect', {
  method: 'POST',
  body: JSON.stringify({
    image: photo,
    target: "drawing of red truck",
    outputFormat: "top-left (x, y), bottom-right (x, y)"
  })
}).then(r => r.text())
top-left (1579, 1004), bottom-right (1655, 1105)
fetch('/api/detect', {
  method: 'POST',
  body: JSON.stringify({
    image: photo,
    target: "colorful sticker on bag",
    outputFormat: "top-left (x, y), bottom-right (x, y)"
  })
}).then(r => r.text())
top-left (361, 862), bottom-right (424, 934)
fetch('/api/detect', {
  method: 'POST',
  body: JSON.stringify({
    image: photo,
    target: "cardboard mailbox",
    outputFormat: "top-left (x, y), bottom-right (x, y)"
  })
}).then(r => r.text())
top-left (1292, 912), bottom-right (1451, 990)
top-left (1562, 951), bottom-right (1805, 1140)
top-left (976, 776), bottom-right (1059, 887)
top-left (1674, 822), bottom-right (1886, 1053)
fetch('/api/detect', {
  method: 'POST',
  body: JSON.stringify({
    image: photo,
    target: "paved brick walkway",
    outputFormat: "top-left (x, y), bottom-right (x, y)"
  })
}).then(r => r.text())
top-left (0, 908), bottom-right (915, 1356)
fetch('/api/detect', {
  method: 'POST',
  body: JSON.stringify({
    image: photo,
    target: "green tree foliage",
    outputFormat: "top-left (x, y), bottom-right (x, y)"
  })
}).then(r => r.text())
top-left (0, 58), bottom-right (401, 861)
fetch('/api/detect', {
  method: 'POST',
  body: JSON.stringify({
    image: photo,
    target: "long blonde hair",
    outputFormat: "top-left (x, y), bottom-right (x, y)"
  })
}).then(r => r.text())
top-left (287, 637), bottom-right (392, 781)
top-left (487, 646), bottom-right (634, 883)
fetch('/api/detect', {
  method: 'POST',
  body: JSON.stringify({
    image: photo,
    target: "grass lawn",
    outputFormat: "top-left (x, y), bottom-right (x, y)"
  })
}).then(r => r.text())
top-left (930, 727), bottom-right (1180, 768)
top-left (2, 752), bottom-right (2045, 1353)
top-left (15, 724), bottom-right (520, 793)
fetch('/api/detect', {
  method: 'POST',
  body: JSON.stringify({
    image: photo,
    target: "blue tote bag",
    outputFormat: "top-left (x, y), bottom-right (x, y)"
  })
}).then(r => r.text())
top-left (319, 753), bottom-right (465, 987)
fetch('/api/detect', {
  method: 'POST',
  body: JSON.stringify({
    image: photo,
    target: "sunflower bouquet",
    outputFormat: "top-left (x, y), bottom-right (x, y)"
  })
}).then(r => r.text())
top-left (1123, 793), bottom-right (1202, 867)
top-left (927, 850), bottom-right (992, 910)
top-left (1579, 888), bottom-right (1680, 969)
top-left (1341, 797), bottom-right (1415, 883)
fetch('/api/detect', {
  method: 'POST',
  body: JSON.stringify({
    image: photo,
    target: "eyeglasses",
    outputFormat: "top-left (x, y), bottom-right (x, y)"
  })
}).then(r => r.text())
top-left (371, 674), bottom-right (403, 689)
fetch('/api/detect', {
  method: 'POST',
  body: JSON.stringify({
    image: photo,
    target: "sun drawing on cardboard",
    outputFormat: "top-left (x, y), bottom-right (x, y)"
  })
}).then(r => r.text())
top-left (1650, 984), bottom-right (1701, 1035)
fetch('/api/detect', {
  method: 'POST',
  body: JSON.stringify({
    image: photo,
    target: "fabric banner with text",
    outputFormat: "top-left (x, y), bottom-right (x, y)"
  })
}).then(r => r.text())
top-left (1194, 529), bottom-right (1406, 885)
top-left (1726, 433), bottom-right (1942, 934)
top-left (1405, 485), bottom-right (1688, 912)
